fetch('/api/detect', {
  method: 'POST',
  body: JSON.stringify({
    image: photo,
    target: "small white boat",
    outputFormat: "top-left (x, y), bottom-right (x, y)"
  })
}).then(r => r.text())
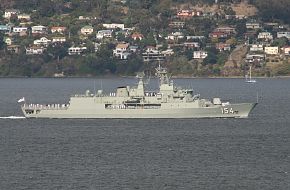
top-left (245, 66), bottom-right (256, 83)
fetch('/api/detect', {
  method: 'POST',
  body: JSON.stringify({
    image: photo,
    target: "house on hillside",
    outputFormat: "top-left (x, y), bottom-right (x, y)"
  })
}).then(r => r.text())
top-left (209, 31), bottom-right (228, 39)
top-left (166, 32), bottom-right (184, 41)
top-left (249, 44), bottom-right (264, 52)
top-left (193, 51), bottom-right (208, 59)
top-left (129, 45), bottom-right (138, 53)
top-left (26, 46), bottom-right (44, 55)
top-left (214, 27), bottom-right (236, 34)
top-left (52, 37), bottom-right (66, 43)
top-left (4, 9), bottom-right (20, 19)
top-left (0, 25), bottom-right (11, 33)
top-left (33, 37), bottom-right (51, 47)
top-left (51, 26), bottom-right (67, 34)
top-left (183, 42), bottom-right (200, 49)
top-left (169, 21), bottom-right (185, 28)
top-left (12, 26), bottom-right (28, 36)
top-left (95, 43), bottom-right (101, 52)
top-left (103, 23), bottom-right (125, 30)
top-left (115, 30), bottom-right (130, 38)
top-left (225, 15), bottom-right (246, 20)
top-left (277, 32), bottom-right (290, 39)
top-left (96, 30), bottom-right (113, 39)
top-left (161, 49), bottom-right (174, 56)
top-left (17, 14), bottom-right (31, 21)
top-left (80, 25), bottom-right (94, 35)
top-left (31, 25), bottom-right (47, 35)
top-left (258, 32), bottom-right (273, 41)
top-left (246, 22), bottom-right (262, 30)
top-left (7, 45), bottom-right (20, 53)
top-left (246, 54), bottom-right (265, 64)
top-left (216, 43), bottom-right (231, 51)
top-left (131, 33), bottom-right (144, 41)
top-left (264, 46), bottom-right (279, 55)
top-left (4, 37), bottom-right (13, 45)
top-left (177, 10), bottom-right (203, 18)
top-left (177, 10), bottom-right (193, 18)
top-left (68, 46), bottom-right (87, 55)
top-left (142, 46), bottom-right (165, 62)
top-left (282, 46), bottom-right (290, 56)
top-left (113, 43), bottom-right (131, 60)
top-left (186, 36), bottom-right (205, 40)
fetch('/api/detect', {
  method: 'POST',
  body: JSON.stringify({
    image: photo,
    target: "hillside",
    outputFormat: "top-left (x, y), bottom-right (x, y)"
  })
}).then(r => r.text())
top-left (0, 0), bottom-right (290, 77)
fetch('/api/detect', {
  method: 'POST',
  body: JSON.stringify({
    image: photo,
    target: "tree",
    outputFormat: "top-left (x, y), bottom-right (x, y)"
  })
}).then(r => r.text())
top-left (236, 20), bottom-right (247, 38)
top-left (272, 37), bottom-right (289, 47)
top-left (255, 0), bottom-right (290, 23)
top-left (46, 42), bottom-right (69, 60)
top-left (203, 52), bottom-right (217, 65)
top-left (203, 47), bottom-right (218, 65)
top-left (0, 32), bottom-right (5, 50)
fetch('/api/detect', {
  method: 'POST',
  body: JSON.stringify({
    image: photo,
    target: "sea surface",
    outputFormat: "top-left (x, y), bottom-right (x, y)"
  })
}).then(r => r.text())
top-left (0, 77), bottom-right (289, 190)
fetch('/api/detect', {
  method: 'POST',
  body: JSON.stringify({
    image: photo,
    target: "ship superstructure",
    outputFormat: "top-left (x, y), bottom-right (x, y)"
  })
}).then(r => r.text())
top-left (21, 66), bottom-right (257, 118)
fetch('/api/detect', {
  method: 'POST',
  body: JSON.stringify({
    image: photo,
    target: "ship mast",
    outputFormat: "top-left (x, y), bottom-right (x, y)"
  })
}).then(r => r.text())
top-left (155, 63), bottom-right (170, 86)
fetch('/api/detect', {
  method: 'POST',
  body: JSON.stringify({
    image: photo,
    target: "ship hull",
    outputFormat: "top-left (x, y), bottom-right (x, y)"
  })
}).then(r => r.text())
top-left (22, 103), bottom-right (257, 119)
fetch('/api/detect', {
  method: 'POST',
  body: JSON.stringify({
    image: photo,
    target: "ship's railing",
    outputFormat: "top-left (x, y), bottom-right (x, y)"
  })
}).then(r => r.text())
top-left (74, 93), bottom-right (116, 97)
top-left (22, 103), bottom-right (69, 110)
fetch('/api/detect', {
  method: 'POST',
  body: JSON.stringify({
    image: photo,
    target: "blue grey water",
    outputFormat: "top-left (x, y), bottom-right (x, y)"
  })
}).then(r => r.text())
top-left (0, 77), bottom-right (289, 189)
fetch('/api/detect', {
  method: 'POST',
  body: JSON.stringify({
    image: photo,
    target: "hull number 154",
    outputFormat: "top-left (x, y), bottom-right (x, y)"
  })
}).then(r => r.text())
top-left (221, 107), bottom-right (234, 114)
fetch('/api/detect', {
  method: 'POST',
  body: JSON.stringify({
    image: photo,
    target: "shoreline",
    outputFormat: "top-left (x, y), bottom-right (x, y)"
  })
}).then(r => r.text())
top-left (0, 75), bottom-right (290, 79)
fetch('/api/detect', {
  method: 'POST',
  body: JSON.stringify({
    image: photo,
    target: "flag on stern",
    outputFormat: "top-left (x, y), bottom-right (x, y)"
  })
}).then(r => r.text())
top-left (17, 97), bottom-right (25, 103)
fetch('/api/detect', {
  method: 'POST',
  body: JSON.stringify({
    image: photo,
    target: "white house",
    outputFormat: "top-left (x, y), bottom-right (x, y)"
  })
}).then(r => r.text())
top-left (51, 26), bottom-right (66, 34)
top-left (186, 36), bottom-right (205, 40)
top-left (4, 37), bottom-right (12, 45)
top-left (52, 37), bottom-right (66, 43)
top-left (103, 23), bottom-right (125, 30)
top-left (31, 25), bottom-right (47, 34)
top-left (96, 30), bottom-right (113, 39)
top-left (142, 46), bottom-right (165, 62)
top-left (13, 27), bottom-right (28, 33)
top-left (4, 9), bottom-right (20, 19)
top-left (282, 46), bottom-right (290, 55)
top-left (183, 42), bottom-right (200, 49)
top-left (258, 32), bottom-right (273, 41)
top-left (0, 25), bottom-right (11, 32)
top-left (95, 43), bottom-right (101, 52)
top-left (246, 22), bottom-right (261, 29)
top-left (113, 43), bottom-right (131, 59)
top-left (166, 32), bottom-right (184, 41)
top-left (17, 14), bottom-right (31, 21)
top-left (129, 45), bottom-right (138, 53)
top-left (161, 49), bottom-right (174, 56)
top-left (246, 54), bottom-right (265, 63)
top-left (277, 32), bottom-right (290, 39)
top-left (249, 44), bottom-right (264, 52)
top-left (68, 46), bottom-right (87, 55)
top-left (33, 37), bottom-right (51, 46)
top-left (264, 46), bottom-right (279, 55)
top-left (80, 25), bottom-right (94, 35)
top-left (26, 46), bottom-right (44, 55)
top-left (193, 51), bottom-right (208, 59)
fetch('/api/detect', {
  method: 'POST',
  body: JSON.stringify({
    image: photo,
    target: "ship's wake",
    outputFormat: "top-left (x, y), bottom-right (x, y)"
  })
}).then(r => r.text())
top-left (0, 116), bottom-right (26, 119)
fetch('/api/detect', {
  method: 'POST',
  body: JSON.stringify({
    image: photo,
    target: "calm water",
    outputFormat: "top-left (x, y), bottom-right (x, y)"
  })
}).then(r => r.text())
top-left (0, 78), bottom-right (289, 189)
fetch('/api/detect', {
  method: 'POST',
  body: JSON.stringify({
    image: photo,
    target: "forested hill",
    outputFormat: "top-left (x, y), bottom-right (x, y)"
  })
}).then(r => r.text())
top-left (0, 0), bottom-right (289, 23)
top-left (0, 0), bottom-right (290, 77)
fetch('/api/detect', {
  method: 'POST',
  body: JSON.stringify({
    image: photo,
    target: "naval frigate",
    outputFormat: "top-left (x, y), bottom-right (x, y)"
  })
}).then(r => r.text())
top-left (20, 66), bottom-right (257, 118)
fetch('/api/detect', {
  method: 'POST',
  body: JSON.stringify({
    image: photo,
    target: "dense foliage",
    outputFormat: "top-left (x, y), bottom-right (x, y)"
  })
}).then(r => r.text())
top-left (0, 0), bottom-right (290, 77)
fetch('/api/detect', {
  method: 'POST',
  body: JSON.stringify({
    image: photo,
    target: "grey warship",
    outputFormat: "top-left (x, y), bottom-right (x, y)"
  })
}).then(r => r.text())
top-left (21, 66), bottom-right (257, 118)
